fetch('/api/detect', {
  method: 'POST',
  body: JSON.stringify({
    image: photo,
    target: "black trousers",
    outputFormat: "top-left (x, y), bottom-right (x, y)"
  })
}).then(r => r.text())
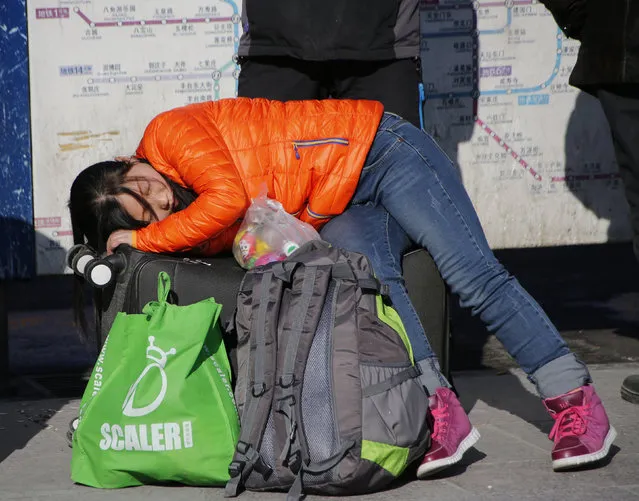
top-left (237, 56), bottom-right (422, 127)
top-left (598, 86), bottom-right (639, 261)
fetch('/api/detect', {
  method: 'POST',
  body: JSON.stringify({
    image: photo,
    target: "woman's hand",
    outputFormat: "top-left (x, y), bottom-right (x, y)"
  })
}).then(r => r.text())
top-left (106, 230), bottom-right (134, 255)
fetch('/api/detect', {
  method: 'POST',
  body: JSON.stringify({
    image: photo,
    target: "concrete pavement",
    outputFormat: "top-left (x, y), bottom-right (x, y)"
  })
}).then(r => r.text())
top-left (1, 363), bottom-right (638, 501)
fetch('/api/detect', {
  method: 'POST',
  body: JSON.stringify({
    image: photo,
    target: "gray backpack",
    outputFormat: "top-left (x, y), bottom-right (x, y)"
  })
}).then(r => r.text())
top-left (225, 240), bottom-right (431, 500)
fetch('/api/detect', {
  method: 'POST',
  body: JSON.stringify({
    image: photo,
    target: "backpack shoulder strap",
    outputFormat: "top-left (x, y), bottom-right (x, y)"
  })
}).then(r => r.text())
top-left (225, 267), bottom-right (285, 497)
top-left (273, 262), bottom-right (331, 472)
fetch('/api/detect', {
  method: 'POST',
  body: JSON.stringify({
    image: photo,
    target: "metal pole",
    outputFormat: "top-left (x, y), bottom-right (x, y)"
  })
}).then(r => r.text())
top-left (0, 280), bottom-right (10, 396)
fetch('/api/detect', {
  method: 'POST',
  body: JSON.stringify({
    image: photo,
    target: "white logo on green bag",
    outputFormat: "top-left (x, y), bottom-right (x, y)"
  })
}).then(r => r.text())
top-left (122, 336), bottom-right (176, 418)
top-left (91, 335), bottom-right (109, 398)
top-left (99, 421), bottom-right (193, 451)
top-left (98, 337), bottom-right (194, 452)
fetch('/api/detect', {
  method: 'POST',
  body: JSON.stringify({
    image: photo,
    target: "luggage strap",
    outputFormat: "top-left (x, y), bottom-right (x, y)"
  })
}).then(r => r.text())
top-left (331, 262), bottom-right (390, 299)
top-left (362, 365), bottom-right (422, 397)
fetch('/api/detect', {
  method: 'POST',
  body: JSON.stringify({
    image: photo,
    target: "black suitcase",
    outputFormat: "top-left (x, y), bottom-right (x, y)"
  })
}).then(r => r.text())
top-left (403, 250), bottom-right (451, 379)
top-left (69, 244), bottom-right (451, 379)
top-left (92, 247), bottom-right (244, 343)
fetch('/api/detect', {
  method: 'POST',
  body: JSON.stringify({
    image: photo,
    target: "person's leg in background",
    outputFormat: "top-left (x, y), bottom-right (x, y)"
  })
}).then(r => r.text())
top-left (237, 56), bottom-right (327, 100)
top-left (597, 85), bottom-right (639, 406)
top-left (352, 113), bottom-right (616, 471)
top-left (331, 58), bottom-right (422, 127)
top-left (597, 86), bottom-right (639, 262)
top-left (320, 203), bottom-right (480, 477)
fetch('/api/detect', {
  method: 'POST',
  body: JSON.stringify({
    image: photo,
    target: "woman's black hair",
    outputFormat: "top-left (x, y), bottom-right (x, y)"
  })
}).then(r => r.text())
top-left (68, 158), bottom-right (196, 253)
top-left (68, 158), bottom-right (196, 337)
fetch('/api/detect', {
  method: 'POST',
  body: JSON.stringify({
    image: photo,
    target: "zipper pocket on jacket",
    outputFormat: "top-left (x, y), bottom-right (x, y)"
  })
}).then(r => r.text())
top-left (292, 137), bottom-right (350, 159)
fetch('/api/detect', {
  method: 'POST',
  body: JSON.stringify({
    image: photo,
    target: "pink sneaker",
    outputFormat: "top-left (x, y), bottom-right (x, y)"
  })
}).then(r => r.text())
top-left (417, 387), bottom-right (480, 478)
top-left (544, 385), bottom-right (617, 471)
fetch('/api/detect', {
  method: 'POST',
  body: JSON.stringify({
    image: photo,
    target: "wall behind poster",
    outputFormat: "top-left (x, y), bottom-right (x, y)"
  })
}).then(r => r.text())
top-left (1, 0), bottom-right (34, 280)
top-left (26, 0), bottom-right (629, 275)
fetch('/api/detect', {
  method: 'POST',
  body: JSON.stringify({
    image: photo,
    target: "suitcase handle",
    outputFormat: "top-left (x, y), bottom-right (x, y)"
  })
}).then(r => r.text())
top-left (66, 244), bottom-right (127, 288)
top-left (84, 252), bottom-right (127, 289)
top-left (66, 244), bottom-right (97, 275)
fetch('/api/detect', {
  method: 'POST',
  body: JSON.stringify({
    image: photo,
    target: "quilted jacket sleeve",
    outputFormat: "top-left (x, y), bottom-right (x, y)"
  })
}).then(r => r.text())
top-left (133, 108), bottom-right (248, 254)
top-left (539, 0), bottom-right (589, 39)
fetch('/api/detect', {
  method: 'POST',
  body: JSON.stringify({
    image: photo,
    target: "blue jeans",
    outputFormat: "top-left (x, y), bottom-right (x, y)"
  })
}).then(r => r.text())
top-left (324, 113), bottom-right (591, 399)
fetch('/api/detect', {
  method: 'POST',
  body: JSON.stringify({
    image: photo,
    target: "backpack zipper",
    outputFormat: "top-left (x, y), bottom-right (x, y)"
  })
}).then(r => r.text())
top-left (292, 137), bottom-right (350, 159)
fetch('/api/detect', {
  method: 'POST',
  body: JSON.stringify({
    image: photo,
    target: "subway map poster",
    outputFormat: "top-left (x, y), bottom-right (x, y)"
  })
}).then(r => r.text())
top-left (27, 0), bottom-right (241, 273)
top-left (420, 0), bottom-right (627, 249)
top-left (27, 0), bottom-right (629, 274)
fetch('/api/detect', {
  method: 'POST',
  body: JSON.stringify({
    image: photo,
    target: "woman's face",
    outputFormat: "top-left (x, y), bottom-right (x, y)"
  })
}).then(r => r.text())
top-left (117, 160), bottom-right (174, 223)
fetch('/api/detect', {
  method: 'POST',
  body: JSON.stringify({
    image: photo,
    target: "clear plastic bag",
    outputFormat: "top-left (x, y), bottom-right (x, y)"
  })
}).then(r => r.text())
top-left (232, 193), bottom-right (321, 269)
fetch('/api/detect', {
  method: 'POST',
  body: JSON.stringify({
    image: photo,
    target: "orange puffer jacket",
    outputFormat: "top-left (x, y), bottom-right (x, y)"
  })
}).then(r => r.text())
top-left (133, 97), bottom-right (384, 255)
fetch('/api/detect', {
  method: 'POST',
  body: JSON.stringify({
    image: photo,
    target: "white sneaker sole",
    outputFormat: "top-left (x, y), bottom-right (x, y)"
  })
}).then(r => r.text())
top-left (552, 426), bottom-right (617, 471)
top-left (417, 427), bottom-right (481, 478)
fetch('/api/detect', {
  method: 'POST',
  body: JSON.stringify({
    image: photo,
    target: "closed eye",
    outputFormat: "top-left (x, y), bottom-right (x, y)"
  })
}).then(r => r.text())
top-left (137, 180), bottom-right (151, 196)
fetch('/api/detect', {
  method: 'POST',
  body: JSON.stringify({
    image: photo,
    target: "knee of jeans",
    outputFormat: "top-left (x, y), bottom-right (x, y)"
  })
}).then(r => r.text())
top-left (321, 226), bottom-right (375, 257)
top-left (320, 216), bottom-right (362, 248)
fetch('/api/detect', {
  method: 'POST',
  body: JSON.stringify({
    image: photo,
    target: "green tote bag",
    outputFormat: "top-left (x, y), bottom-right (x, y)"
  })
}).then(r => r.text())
top-left (71, 272), bottom-right (240, 488)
